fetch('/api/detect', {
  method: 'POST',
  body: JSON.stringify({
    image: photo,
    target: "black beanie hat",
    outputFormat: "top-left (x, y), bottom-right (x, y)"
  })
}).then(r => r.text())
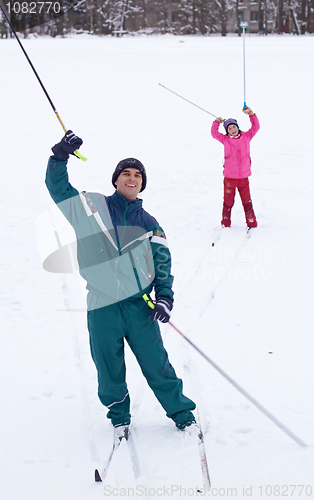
top-left (112, 158), bottom-right (147, 193)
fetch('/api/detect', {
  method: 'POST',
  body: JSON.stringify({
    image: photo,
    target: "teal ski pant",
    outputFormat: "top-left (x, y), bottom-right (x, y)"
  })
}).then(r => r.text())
top-left (87, 297), bottom-right (196, 427)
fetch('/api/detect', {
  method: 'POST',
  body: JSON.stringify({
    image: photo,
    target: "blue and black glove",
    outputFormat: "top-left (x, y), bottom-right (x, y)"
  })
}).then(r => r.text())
top-left (148, 297), bottom-right (173, 323)
top-left (52, 130), bottom-right (83, 160)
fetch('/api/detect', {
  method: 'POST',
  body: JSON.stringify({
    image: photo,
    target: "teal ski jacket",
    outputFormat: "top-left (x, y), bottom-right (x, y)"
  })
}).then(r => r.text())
top-left (45, 156), bottom-right (174, 310)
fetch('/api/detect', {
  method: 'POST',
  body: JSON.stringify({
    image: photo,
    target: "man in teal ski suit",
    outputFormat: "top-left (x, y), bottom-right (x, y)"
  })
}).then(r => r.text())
top-left (45, 131), bottom-right (196, 430)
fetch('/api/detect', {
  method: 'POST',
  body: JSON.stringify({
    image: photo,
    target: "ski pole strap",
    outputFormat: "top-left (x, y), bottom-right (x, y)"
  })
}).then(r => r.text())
top-left (142, 293), bottom-right (155, 310)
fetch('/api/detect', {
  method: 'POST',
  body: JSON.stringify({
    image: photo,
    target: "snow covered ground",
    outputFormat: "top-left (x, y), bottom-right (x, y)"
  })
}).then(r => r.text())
top-left (0, 33), bottom-right (314, 499)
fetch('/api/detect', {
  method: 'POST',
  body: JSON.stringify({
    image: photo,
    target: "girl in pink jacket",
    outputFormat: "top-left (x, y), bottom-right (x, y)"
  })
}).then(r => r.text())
top-left (211, 107), bottom-right (260, 228)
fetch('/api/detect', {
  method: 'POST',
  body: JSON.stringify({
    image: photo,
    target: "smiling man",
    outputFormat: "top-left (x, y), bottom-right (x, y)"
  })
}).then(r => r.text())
top-left (113, 163), bottom-right (143, 199)
top-left (45, 131), bottom-right (196, 434)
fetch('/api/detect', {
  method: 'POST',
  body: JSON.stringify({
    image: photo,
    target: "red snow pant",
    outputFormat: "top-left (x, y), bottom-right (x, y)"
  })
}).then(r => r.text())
top-left (222, 177), bottom-right (257, 228)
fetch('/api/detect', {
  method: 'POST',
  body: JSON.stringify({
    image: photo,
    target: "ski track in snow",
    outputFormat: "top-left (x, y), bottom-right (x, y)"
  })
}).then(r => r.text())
top-left (0, 34), bottom-right (313, 499)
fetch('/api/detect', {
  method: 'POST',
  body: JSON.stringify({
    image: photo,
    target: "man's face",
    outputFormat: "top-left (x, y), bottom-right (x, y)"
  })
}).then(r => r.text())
top-left (115, 168), bottom-right (143, 200)
top-left (227, 124), bottom-right (239, 136)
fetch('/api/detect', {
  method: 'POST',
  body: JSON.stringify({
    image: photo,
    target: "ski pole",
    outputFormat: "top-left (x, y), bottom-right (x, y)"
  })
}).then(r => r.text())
top-left (240, 22), bottom-right (247, 110)
top-left (159, 84), bottom-right (218, 118)
top-left (142, 294), bottom-right (307, 448)
top-left (0, 1), bottom-right (87, 161)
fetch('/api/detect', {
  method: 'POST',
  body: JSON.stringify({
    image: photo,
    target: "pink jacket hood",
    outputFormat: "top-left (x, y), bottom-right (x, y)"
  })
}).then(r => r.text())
top-left (211, 114), bottom-right (260, 179)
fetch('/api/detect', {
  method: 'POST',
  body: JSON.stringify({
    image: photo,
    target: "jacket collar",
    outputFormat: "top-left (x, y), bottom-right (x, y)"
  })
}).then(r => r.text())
top-left (111, 190), bottom-right (143, 212)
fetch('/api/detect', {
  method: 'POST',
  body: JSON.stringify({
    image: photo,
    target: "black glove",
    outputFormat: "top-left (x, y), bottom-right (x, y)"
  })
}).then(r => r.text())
top-left (52, 130), bottom-right (83, 160)
top-left (148, 297), bottom-right (173, 323)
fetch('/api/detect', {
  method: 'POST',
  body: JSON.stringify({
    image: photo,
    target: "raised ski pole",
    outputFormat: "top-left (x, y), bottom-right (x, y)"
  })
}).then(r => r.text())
top-left (142, 294), bottom-right (307, 448)
top-left (158, 84), bottom-right (218, 118)
top-left (240, 22), bottom-right (248, 110)
top-left (0, 1), bottom-right (87, 161)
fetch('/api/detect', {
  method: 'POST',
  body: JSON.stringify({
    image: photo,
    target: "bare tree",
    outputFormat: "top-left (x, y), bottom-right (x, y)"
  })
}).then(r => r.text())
top-left (289, 0), bottom-right (301, 32)
top-left (215, 0), bottom-right (228, 35)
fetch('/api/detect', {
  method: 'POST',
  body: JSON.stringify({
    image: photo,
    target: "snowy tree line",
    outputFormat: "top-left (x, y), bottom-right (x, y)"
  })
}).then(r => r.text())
top-left (0, 0), bottom-right (313, 37)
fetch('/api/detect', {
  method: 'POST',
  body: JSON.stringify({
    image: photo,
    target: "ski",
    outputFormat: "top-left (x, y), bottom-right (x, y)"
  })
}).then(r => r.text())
top-left (95, 425), bottom-right (129, 482)
top-left (125, 426), bottom-right (141, 479)
top-left (180, 423), bottom-right (211, 493)
top-left (95, 425), bottom-right (141, 482)
top-left (211, 227), bottom-right (223, 247)
top-left (246, 227), bottom-right (256, 239)
top-left (197, 426), bottom-right (211, 492)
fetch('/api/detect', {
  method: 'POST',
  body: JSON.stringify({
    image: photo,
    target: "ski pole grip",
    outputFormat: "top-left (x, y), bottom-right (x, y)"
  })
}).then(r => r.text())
top-left (55, 115), bottom-right (87, 161)
top-left (74, 149), bottom-right (88, 162)
top-left (142, 294), bottom-right (155, 310)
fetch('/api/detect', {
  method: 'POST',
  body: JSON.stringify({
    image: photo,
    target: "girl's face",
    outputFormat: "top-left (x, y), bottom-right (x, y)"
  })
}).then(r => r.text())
top-left (227, 124), bottom-right (239, 136)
